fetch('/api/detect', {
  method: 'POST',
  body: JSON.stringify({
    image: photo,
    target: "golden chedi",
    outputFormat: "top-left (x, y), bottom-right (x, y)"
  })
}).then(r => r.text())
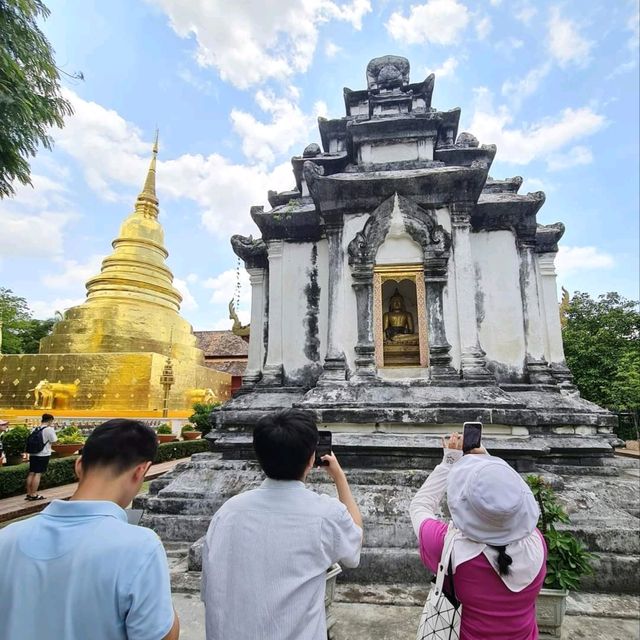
top-left (0, 136), bottom-right (230, 416)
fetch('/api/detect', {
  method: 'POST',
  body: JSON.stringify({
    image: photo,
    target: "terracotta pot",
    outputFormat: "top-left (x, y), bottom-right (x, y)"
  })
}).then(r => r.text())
top-left (182, 431), bottom-right (201, 440)
top-left (52, 443), bottom-right (82, 457)
top-left (157, 434), bottom-right (177, 443)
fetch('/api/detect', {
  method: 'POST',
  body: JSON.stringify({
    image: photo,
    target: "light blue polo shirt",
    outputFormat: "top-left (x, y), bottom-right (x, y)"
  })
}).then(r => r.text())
top-left (0, 500), bottom-right (174, 640)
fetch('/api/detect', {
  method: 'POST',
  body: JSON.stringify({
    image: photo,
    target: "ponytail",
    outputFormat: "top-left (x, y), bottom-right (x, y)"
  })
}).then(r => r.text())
top-left (490, 545), bottom-right (513, 576)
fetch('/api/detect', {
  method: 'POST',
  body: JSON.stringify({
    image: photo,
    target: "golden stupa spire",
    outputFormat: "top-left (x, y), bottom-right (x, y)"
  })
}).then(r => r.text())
top-left (135, 130), bottom-right (160, 218)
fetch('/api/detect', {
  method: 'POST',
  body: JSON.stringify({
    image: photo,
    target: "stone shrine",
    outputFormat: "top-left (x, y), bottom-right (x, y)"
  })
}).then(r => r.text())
top-left (138, 58), bottom-right (638, 597)
top-left (221, 54), bottom-right (614, 451)
top-left (0, 137), bottom-right (230, 417)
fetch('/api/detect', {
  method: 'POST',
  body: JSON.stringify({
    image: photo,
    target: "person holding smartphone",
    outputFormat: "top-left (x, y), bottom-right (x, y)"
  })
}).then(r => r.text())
top-left (409, 425), bottom-right (546, 640)
top-left (201, 409), bottom-right (362, 640)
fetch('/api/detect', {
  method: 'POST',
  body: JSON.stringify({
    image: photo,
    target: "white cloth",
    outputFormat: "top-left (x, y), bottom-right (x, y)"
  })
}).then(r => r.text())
top-left (201, 478), bottom-right (362, 640)
top-left (31, 425), bottom-right (57, 456)
top-left (409, 449), bottom-right (545, 593)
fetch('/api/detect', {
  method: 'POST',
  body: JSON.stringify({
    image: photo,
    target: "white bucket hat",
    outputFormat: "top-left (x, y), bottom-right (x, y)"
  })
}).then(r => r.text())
top-left (446, 455), bottom-right (540, 546)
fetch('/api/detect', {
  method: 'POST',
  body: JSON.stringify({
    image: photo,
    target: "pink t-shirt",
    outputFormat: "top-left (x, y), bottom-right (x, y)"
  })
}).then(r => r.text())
top-left (419, 519), bottom-right (546, 640)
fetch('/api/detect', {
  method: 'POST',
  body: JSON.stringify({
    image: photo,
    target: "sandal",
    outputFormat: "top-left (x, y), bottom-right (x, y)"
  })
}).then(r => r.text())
top-left (25, 495), bottom-right (46, 501)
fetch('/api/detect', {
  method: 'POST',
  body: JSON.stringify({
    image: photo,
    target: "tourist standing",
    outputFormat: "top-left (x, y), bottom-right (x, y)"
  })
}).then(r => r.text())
top-left (0, 419), bottom-right (8, 464)
top-left (410, 433), bottom-right (546, 639)
top-left (24, 412), bottom-right (58, 500)
top-left (201, 409), bottom-right (363, 640)
top-left (0, 419), bottom-right (179, 640)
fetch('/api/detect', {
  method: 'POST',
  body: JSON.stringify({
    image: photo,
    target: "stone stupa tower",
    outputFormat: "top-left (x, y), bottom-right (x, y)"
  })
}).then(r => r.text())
top-left (0, 136), bottom-right (230, 416)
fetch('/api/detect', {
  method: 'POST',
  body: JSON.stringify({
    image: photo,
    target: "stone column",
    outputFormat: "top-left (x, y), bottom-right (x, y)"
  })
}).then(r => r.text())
top-left (450, 204), bottom-right (494, 381)
top-left (424, 257), bottom-right (457, 380)
top-left (351, 265), bottom-right (376, 379)
top-left (319, 222), bottom-right (346, 384)
top-left (537, 252), bottom-right (574, 387)
top-left (518, 240), bottom-right (554, 384)
top-left (241, 268), bottom-right (267, 388)
top-left (261, 240), bottom-right (284, 386)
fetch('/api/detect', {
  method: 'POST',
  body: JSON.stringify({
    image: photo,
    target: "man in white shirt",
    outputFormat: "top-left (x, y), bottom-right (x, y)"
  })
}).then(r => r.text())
top-left (25, 412), bottom-right (58, 500)
top-left (201, 409), bottom-right (363, 640)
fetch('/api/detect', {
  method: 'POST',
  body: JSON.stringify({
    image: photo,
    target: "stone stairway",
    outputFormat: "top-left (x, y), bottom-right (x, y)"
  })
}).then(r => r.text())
top-left (135, 452), bottom-right (640, 595)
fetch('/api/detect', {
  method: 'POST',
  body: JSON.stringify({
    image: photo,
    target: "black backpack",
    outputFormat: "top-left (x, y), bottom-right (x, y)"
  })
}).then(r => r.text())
top-left (26, 426), bottom-right (47, 454)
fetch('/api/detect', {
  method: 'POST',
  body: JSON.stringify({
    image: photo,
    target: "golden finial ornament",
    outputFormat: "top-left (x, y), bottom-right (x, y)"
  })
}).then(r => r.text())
top-left (136, 130), bottom-right (160, 218)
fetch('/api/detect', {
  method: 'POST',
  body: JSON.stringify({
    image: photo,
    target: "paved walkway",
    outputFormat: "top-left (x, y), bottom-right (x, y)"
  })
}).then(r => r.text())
top-left (0, 458), bottom-right (184, 523)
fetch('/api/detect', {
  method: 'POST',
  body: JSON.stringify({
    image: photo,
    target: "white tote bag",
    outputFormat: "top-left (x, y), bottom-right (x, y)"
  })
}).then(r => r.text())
top-left (416, 527), bottom-right (462, 640)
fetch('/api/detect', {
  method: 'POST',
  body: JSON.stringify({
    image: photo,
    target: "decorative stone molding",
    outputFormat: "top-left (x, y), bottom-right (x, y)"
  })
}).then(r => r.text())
top-left (242, 268), bottom-right (267, 388)
top-left (535, 222), bottom-right (565, 254)
top-left (230, 234), bottom-right (268, 270)
top-left (261, 240), bottom-right (285, 387)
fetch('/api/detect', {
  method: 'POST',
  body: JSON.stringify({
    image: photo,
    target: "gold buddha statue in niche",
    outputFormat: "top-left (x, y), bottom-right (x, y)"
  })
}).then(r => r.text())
top-left (383, 288), bottom-right (419, 346)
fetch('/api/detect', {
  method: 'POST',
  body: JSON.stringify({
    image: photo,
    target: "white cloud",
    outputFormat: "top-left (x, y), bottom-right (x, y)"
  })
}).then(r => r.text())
top-left (501, 62), bottom-right (552, 105)
top-left (514, 3), bottom-right (537, 24)
top-left (0, 174), bottom-right (78, 259)
top-left (489, 0), bottom-right (502, 6)
top-left (325, 41), bottom-right (342, 57)
top-left (230, 91), bottom-right (327, 164)
top-left (521, 176), bottom-right (556, 193)
top-left (386, 0), bottom-right (470, 45)
top-left (427, 56), bottom-right (460, 78)
top-left (41, 254), bottom-right (103, 290)
top-left (495, 37), bottom-right (525, 56)
top-left (174, 277), bottom-right (198, 311)
top-left (50, 90), bottom-right (301, 238)
top-left (555, 246), bottom-right (615, 278)
top-left (30, 297), bottom-right (85, 320)
top-left (147, 0), bottom-right (371, 88)
top-left (546, 145), bottom-right (593, 171)
top-left (468, 87), bottom-right (606, 165)
top-left (186, 273), bottom-right (199, 284)
top-left (203, 268), bottom-right (251, 328)
top-left (476, 15), bottom-right (492, 40)
top-left (547, 7), bottom-right (593, 68)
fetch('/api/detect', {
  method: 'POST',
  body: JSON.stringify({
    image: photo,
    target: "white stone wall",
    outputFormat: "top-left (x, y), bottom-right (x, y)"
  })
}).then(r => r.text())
top-left (472, 230), bottom-right (526, 375)
top-left (280, 240), bottom-right (329, 380)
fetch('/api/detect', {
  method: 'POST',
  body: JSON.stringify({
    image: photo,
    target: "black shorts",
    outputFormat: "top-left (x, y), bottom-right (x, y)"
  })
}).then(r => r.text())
top-left (29, 455), bottom-right (50, 474)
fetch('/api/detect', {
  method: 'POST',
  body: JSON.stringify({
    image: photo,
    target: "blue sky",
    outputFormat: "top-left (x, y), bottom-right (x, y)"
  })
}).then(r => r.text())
top-left (0, 0), bottom-right (637, 330)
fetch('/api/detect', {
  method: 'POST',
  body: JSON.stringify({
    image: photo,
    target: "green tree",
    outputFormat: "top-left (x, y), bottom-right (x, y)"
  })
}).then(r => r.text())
top-left (562, 292), bottom-right (640, 421)
top-left (0, 287), bottom-right (55, 353)
top-left (0, 0), bottom-right (76, 198)
top-left (0, 287), bottom-right (31, 352)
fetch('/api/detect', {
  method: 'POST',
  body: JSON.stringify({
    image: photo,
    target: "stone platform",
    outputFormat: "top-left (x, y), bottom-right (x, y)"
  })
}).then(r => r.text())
top-left (136, 450), bottom-right (640, 595)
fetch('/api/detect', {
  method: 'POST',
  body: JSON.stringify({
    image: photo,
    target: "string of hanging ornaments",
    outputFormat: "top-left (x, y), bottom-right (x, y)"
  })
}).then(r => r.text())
top-left (230, 257), bottom-right (250, 339)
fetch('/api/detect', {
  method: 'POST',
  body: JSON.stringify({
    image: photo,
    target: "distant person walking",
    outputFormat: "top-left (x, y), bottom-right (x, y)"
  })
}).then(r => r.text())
top-left (201, 409), bottom-right (363, 640)
top-left (25, 412), bottom-right (57, 500)
top-left (410, 433), bottom-right (546, 640)
top-left (0, 419), bottom-right (180, 640)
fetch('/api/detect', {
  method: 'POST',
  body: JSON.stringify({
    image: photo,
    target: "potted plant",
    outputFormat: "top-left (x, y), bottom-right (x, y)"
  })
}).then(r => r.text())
top-left (526, 476), bottom-right (594, 638)
top-left (156, 423), bottom-right (176, 443)
top-left (181, 424), bottom-right (200, 440)
top-left (52, 426), bottom-right (85, 457)
top-left (2, 426), bottom-right (30, 465)
top-left (188, 402), bottom-right (220, 437)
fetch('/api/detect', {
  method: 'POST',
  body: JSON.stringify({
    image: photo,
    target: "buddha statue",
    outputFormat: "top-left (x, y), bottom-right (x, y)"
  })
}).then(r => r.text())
top-left (383, 289), bottom-right (419, 345)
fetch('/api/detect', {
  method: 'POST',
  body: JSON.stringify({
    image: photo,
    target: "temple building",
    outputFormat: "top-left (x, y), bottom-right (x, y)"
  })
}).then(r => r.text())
top-left (194, 330), bottom-right (248, 392)
top-left (223, 55), bottom-right (614, 445)
top-left (0, 137), bottom-right (230, 417)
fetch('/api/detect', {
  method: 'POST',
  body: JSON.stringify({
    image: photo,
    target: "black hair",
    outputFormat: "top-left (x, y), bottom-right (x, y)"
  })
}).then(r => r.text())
top-left (253, 409), bottom-right (318, 481)
top-left (490, 545), bottom-right (513, 576)
top-left (41, 413), bottom-right (54, 423)
top-left (80, 419), bottom-right (158, 474)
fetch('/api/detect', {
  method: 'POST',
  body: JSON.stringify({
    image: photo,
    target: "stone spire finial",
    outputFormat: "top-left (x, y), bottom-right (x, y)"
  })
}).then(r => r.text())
top-left (135, 130), bottom-right (159, 218)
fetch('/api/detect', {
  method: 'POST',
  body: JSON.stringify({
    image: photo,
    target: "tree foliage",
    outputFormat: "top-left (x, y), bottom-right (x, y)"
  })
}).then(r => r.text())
top-left (0, 0), bottom-right (75, 198)
top-left (0, 286), bottom-right (55, 353)
top-left (562, 292), bottom-right (640, 415)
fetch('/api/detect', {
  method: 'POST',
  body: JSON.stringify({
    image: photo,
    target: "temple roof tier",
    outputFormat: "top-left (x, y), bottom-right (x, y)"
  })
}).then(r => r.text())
top-left (535, 222), bottom-right (565, 253)
top-left (482, 176), bottom-right (524, 194)
top-left (471, 190), bottom-right (546, 239)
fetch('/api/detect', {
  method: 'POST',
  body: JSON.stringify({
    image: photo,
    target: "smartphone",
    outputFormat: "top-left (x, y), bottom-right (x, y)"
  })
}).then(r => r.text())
top-left (315, 430), bottom-right (332, 466)
top-left (462, 422), bottom-right (483, 453)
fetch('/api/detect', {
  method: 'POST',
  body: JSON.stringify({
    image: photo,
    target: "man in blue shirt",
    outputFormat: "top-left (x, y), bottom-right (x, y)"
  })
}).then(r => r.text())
top-left (0, 419), bottom-right (179, 640)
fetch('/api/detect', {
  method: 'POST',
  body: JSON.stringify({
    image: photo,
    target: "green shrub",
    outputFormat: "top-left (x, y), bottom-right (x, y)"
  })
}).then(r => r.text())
top-left (526, 475), bottom-right (594, 591)
top-left (181, 424), bottom-right (195, 434)
top-left (156, 424), bottom-right (172, 435)
top-left (56, 426), bottom-right (85, 444)
top-left (0, 438), bottom-right (209, 498)
top-left (2, 426), bottom-right (30, 460)
top-left (189, 402), bottom-right (220, 436)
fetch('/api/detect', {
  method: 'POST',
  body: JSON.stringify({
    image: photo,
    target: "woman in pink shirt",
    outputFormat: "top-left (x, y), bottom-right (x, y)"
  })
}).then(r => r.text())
top-left (410, 433), bottom-right (546, 640)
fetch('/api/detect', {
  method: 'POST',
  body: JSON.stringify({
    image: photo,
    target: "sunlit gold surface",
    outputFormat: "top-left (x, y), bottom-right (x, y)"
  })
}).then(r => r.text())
top-left (0, 138), bottom-right (231, 414)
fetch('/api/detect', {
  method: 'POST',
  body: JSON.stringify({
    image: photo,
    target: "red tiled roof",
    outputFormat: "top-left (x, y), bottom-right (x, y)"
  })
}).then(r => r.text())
top-left (205, 360), bottom-right (247, 377)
